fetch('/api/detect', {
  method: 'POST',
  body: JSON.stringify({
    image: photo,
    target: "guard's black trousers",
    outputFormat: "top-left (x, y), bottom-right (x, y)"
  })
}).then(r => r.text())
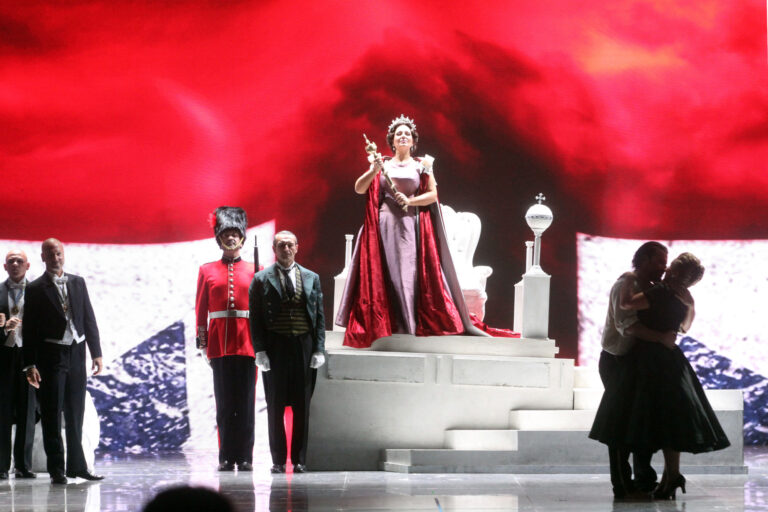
top-left (211, 355), bottom-right (256, 464)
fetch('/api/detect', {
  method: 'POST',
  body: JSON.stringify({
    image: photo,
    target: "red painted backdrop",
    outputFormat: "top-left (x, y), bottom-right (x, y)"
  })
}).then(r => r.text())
top-left (2, 1), bottom-right (766, 359)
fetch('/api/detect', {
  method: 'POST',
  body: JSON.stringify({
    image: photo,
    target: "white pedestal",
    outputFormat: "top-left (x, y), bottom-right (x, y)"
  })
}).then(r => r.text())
top-left (521, 266), bottom-right (551, 340)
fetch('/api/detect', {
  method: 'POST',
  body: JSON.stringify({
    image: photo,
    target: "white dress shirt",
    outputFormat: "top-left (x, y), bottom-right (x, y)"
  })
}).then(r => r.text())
top-left (44, 272), bottom-right (84, 345)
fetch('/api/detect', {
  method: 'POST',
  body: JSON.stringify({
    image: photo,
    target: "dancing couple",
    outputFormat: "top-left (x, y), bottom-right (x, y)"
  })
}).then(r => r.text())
top-left (590, 242), bottom-right (730, 500)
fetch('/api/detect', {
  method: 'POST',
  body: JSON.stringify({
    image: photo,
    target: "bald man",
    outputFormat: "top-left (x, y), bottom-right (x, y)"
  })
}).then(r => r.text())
top-left (0, 250), bottom-right (37, 480)
top-left (22, 239), bottom-right (104, 484)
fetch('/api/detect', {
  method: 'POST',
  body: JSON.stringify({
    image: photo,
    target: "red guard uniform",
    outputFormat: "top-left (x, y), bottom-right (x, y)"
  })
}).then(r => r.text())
top-left (195, 256), bottom-right (256, 467)
top-left (196, 258), bottom-right (255, 358)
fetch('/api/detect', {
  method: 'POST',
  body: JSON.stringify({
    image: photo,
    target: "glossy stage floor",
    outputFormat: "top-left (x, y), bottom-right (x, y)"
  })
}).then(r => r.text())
top-left (1, 447), bottom-right (766, 512)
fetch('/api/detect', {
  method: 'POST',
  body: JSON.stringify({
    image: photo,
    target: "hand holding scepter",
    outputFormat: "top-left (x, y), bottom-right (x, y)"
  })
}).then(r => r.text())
top-left (364, 134), bottom-right (408, 212)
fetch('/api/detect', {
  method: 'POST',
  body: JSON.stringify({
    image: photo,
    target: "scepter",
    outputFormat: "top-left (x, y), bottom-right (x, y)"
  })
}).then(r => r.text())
top-left (363, 134), bottom-right (408, 212)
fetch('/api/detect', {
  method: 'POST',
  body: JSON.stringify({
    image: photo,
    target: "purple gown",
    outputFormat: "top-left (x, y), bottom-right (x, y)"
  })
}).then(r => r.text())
top-left (378, 159), bottom-right (422, 334)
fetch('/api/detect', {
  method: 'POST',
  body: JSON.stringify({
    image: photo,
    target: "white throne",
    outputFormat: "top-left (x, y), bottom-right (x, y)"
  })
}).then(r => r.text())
top-left (441, 204), bottom-right (493, 320)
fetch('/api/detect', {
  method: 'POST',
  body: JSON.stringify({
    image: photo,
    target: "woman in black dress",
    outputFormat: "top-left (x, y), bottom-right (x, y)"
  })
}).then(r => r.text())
top-left (590, 252), bottom-right (730, 499)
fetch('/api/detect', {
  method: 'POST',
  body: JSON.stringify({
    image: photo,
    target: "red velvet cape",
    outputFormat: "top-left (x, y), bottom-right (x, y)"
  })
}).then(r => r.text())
top-left (342, 167), bottom-right (463, 348)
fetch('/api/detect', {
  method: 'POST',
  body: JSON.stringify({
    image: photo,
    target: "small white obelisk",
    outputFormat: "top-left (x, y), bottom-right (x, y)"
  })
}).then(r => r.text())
top-left (521, 193), bottom-right (553, 340)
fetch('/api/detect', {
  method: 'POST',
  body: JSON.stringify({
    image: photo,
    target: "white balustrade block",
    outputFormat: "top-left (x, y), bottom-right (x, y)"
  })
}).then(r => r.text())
top-left (326, 352), bottom-right (426, 383)
top-left (452, 357), bottom-right (550, 388)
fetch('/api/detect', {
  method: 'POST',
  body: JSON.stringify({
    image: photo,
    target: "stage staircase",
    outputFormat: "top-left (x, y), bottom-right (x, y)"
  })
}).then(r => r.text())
top-left (381, 367), bottom-right (746, 474)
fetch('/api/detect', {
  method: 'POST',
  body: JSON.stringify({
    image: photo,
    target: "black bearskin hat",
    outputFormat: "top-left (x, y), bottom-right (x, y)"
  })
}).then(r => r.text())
top-left (211, 206), bottom-right (247, 242)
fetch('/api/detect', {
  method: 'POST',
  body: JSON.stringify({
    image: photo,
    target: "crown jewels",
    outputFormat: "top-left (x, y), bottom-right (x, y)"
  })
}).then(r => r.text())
top-left (388, 114), bottom-right (416, 132)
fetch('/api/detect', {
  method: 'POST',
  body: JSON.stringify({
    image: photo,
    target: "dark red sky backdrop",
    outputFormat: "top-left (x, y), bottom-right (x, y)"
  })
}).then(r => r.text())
top-left (2, 1), bottom-right (766, 359)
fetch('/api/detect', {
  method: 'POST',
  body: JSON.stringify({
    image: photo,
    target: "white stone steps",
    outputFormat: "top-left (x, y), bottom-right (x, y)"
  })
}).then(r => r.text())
top-left (381, 387), bottom-right (746, 473)
top-left (508, 409), bottom-right (597, 430)
top-left (444, 430), bottom-right (519, 450)
top-left (383, 421), bottom-right (747, 474)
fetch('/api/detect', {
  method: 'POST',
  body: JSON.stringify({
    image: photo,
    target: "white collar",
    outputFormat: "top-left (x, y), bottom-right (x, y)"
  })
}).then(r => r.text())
top-left (277, 262), bottom-right (296, 272)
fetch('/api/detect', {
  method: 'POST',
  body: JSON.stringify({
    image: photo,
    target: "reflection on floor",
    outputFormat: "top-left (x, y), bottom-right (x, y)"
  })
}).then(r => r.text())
top-left (1, 447), bottom-right (766, 511)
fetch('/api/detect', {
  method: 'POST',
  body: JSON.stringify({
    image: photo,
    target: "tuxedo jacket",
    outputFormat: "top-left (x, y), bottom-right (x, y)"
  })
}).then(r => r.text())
top-left (0, 278), bottom-right (28, 346)
top-left (21, 273), bottom-right (102, 368)
top-left (249, 263), bottom-right (325, 355)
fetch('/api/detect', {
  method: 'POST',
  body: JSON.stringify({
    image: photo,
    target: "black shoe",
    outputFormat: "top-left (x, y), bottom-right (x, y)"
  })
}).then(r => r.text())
top-left (633, 480), bottom-right (658, 493)
top-left (270, 464), bottom-right (285, 474)
top-left (0, 471), bottom-right (8, 480)
top-left (50, 473), bottom-right (68, 485)
top-left (293, 464), bottom-right (307, 473)
top-left (653, 474), bottom-right (686, 500)
top-left (613, 490), bottom-right (651, 501)
top-left (217, 461), bottom-right (235, 472)
top-left (237, 462), bottom-right (253, 471)
top-left (15, 469), bottom-right (37, 479)
top-left (66, 471), bottom-right (104, 481)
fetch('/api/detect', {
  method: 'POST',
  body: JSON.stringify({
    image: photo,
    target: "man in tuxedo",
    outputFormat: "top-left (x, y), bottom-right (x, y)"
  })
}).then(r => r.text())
top-left (597, 241), bottom-right (675, 499)
top-left (0, 249), bottom-right (37, 480)
top-left (249, 231), bottom-right (325, 473)
top-left (22, 239), bottom-right (104, 484)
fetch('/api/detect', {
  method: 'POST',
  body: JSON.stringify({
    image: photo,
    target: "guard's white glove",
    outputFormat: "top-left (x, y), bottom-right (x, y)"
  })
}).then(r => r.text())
top-left (309, 352), bottom-right (326, 369)
top-left (199, 348), bottom-right (210, 366)
top-left (255, 351), bottom-right (271, 371)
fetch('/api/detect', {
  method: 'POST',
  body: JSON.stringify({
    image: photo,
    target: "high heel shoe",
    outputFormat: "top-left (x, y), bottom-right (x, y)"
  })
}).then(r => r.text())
top-left (653, 474), bottom-right (686, 499)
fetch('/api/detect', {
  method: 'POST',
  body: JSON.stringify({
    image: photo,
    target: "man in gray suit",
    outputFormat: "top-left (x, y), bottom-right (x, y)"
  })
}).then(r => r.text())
top-left (0, 249), bottom-right (37, 480)
top-left (249, 231), bottom-right (325, 474)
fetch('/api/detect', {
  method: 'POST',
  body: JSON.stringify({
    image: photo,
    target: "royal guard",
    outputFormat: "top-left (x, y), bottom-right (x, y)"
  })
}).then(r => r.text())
top-left (196, 206), bottom-right (257, 471)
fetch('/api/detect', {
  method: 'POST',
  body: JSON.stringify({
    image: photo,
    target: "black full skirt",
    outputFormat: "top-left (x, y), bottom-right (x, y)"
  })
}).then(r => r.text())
top-left (589, 342), bottom-right (730, 454)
